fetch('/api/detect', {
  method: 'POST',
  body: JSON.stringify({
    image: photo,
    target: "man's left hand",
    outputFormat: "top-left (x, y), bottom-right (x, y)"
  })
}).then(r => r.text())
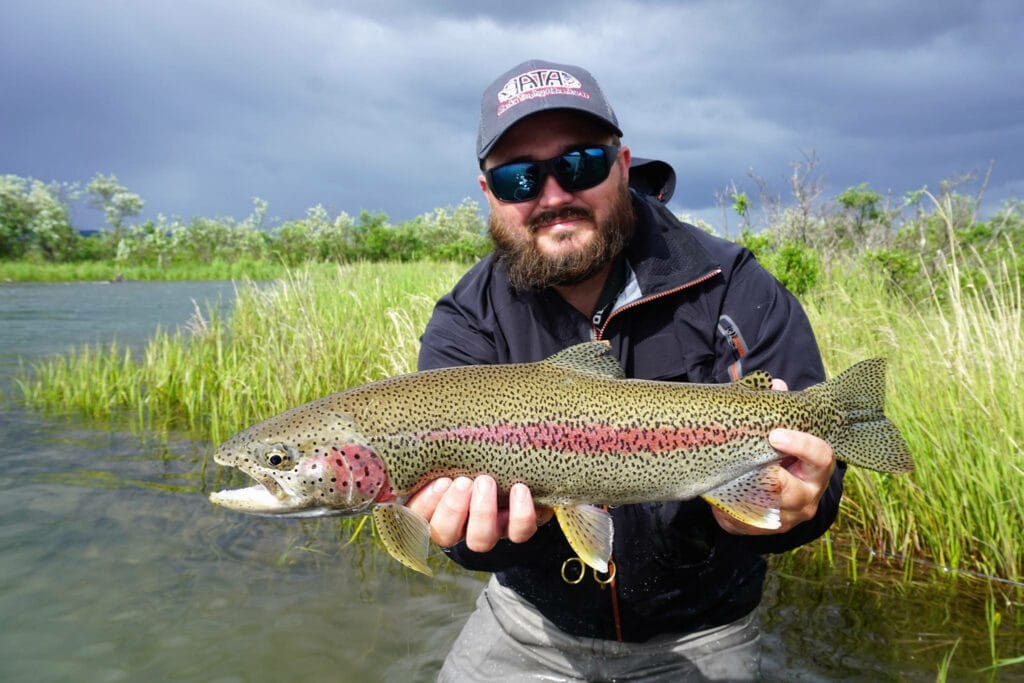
top-left (711, 379), bottom-right (837, 535)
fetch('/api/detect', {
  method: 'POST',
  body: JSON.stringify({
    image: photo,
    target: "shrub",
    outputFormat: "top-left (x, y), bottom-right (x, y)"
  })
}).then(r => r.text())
top-left (0, 175), bottom-right (80, 261)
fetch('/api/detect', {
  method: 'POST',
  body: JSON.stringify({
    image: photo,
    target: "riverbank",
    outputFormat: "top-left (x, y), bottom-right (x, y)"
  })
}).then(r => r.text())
top-left (0, 259), bottom-right (287, 282)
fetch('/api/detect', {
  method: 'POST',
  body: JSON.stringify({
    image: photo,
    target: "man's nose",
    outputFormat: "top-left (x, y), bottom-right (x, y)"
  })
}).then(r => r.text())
top-left (536, 173), bottom-right (574, 208)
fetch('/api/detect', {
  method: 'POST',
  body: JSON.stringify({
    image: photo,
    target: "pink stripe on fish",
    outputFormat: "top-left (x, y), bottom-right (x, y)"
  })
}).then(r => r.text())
top-left (424, 421), bottom-right (754, 455)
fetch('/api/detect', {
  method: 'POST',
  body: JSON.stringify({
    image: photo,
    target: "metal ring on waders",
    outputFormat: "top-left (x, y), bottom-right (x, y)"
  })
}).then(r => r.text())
top-left (594, 559), bottom-right (616, 586)
top-left (560, 557), bottom-right (586, 584)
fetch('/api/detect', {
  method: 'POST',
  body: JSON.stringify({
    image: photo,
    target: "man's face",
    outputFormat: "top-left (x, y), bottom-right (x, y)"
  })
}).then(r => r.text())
top-left (479, 110), bottom-right (634, 291)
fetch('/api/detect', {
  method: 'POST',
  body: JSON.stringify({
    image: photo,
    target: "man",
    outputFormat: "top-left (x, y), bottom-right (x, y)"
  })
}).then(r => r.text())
top-left (408, 59), bottom-right (841, 681)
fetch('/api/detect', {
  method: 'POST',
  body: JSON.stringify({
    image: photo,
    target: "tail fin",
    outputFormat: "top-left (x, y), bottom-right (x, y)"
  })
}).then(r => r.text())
top-left (807, 359), bottom-right (914, 473)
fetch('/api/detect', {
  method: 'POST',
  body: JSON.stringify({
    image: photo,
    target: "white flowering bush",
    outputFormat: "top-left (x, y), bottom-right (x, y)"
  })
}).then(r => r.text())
top-left (0, 175), bottom-right (80, 260)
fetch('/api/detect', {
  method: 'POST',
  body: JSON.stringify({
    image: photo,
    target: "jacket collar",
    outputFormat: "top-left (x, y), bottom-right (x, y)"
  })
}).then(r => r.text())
top-left (624, 191), bottom-right (721, 298)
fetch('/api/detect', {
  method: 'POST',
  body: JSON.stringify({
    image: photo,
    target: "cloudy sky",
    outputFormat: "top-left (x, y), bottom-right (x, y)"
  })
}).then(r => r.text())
top-left (3, 0), bottom-right (1022, 231)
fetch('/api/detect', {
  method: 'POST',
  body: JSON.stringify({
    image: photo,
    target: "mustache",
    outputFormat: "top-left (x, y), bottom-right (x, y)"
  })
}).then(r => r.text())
top-left (529, 207), bottom-right (593, 232)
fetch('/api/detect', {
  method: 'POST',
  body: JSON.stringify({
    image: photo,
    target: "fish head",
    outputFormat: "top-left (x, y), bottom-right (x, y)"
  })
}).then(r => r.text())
top-left (209, 403), bottom-right (391, 517)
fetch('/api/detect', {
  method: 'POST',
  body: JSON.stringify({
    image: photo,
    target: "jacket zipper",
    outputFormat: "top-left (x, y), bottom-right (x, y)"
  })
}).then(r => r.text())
top-left (593, 268), bottom-right (722, 341)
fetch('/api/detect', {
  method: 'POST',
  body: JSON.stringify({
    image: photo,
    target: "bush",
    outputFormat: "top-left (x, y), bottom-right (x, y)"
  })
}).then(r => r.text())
top-left (0, 175), bottom-right (80, 261)
top-left (737, 230), bottom-right (820, 296)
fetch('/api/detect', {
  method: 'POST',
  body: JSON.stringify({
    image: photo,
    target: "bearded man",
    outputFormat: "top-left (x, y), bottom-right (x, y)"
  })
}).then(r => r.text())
top-left (408, 59), bottom-right (841, 681)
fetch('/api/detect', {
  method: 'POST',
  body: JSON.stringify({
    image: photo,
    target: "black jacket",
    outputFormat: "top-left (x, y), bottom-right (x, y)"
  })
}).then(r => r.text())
top-left (418, 191), bottom-right (844, 642)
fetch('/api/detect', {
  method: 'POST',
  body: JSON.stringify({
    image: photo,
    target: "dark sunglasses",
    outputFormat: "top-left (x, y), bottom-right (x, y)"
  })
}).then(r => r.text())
top-left (484, 145), bottom-right (620, 203)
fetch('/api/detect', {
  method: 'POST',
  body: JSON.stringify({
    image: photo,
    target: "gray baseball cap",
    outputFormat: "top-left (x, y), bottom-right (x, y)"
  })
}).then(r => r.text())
top-left (476, 59), bottom-right (623, 163)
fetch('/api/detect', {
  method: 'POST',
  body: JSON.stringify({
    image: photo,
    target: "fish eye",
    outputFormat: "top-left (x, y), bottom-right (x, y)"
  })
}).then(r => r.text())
top-left (264, 446), bottom-right (293, 469)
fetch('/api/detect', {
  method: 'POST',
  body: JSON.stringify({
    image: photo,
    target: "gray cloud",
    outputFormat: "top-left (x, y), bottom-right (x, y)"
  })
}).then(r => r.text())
top-left (2, 0), bottom-right (1021, 230)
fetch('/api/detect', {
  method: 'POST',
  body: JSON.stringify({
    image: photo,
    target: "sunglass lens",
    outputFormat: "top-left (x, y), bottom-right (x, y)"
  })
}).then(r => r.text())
top-left (553, 148), bottom-right (610, 191)
top-left (490, 163), bottom-right (541, 202)
top-left (557, 148), bottom-right (602, 191)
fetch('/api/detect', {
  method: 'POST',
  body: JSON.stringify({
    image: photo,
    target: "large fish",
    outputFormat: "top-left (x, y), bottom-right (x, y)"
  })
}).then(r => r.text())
top-left (209, 342), bottom-right (913, 575)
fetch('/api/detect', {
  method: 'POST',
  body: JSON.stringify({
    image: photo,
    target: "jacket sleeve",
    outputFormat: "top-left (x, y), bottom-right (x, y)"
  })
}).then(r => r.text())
top-left (419, 255), bottom-right (513, 370)
top-left (712, 247), bottom-right (846, 555)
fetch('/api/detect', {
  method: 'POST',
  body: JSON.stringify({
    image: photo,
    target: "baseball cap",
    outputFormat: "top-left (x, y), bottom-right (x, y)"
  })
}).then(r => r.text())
top-left (476, 59), bottom-right (623, 163)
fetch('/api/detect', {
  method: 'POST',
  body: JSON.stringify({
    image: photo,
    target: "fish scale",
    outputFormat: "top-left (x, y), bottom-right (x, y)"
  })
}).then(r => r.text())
top-left (210, 341), bottom-right (913, 576)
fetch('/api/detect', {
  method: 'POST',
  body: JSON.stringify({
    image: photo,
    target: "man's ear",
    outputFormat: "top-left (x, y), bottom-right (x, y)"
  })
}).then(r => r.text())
top-left (617, 146), bottom-right (632, 181)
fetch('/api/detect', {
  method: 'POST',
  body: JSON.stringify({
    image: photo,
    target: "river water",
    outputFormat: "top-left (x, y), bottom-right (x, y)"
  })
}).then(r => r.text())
top-left (0, 281), bottom-right (1019, 682)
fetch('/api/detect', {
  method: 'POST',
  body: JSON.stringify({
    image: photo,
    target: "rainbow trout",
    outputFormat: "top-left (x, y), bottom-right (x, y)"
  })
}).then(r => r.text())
top-left (209, 342), bottom-right (913, 575)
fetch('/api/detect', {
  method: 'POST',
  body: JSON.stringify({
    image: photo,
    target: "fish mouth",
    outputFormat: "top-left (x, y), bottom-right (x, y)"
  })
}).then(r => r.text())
top-left (209, 472), bottom-right (296, 513)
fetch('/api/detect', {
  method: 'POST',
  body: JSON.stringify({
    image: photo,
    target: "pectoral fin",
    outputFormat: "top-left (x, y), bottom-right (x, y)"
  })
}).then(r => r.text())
top-left (554, 504), bottom-right (614, 573)
top-left (372, 504), bottom-right (433, 576)
top-left (701, 465), bottom-right (784, 529)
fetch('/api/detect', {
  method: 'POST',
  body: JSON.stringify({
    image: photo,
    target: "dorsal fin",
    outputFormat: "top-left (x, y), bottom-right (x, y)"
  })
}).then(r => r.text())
top-left (737, 370), bottom-right (773, 390)
top-left (544, 342), bottom-right (625, 379)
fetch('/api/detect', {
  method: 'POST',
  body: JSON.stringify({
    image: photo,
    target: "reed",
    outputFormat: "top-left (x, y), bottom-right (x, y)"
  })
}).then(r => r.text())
top-left (804, 244), bottom-right (1023, 580)
top-left (0, 258), bottom-right (286, 282)
top-left (18, 261), bottom-right (464, 443)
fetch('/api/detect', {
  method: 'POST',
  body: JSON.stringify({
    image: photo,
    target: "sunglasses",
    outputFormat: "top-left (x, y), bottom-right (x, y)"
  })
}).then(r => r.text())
top-left (484, 145), bottom-right (620, 203)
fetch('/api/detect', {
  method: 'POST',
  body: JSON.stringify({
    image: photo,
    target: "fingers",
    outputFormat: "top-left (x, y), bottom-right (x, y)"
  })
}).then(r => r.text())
top-left (426, 476), bottom-right (475, 548)
top-left (465, 476), bottom-right (500, 551)
top-left (405, 476), bottom-right (474, 546)
top-left (714, 428), bottom-right (837, 536)
top-left (505, 483), bottom-right (539, 543)
top-left (769, 429), bottom-right (836, 480)
top-left (772, 429), bottom-right (836, 528)
top-left (405, 476), bottom-right (452, 520)
top-left (406, 476), bottom-right (544, 551)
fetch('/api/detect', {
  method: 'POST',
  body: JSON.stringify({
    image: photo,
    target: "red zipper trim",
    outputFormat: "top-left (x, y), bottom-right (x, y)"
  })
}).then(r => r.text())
top-left (593, 268), bottom-right (722, 340)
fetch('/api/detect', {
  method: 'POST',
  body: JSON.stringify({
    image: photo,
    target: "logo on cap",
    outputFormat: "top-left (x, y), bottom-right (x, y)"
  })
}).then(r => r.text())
top-left (496, 68), bottom-right (590, 116)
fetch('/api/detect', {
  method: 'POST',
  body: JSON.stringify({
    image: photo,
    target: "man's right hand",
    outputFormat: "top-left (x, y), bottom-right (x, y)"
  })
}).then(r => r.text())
top-left (406, 476), bottom-right (552, 552)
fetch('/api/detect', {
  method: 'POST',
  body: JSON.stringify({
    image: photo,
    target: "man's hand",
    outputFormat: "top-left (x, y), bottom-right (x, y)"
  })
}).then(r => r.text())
top-left (406, 476), bottom-right (553, 552)
top-left (712, 378), bottom-right (837, 535)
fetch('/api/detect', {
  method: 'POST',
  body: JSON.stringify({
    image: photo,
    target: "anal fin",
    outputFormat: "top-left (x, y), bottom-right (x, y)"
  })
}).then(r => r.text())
top-left (372, 504), bottom-right (433, 576)
top-left (701, 465), bottom-right (784, 529)
top-left (554, 504), bottom-right (614, 573)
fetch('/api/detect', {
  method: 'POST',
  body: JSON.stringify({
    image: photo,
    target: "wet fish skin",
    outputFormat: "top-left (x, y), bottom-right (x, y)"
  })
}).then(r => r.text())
top-left (209, 342), bottom-right (913, 575)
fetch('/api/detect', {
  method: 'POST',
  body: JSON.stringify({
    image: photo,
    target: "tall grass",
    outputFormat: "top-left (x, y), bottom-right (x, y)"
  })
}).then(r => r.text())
top-left (805, 197), bottom-right (1023, 582)
top-left (15, 248), bottom-right (1024, 582)
top-left (0, 258), bottom-right (287, 282)
top-left (17, 261), bottom-right (464, 443)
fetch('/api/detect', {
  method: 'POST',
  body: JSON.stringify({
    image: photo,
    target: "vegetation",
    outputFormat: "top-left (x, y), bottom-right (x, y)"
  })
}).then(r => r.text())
top-left (16, 261), bottom-right (465, 443)
top-left (0, 173), bottom-right (490, 281)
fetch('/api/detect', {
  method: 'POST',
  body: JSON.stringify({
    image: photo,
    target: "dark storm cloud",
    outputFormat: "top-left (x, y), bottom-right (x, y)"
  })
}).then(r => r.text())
top-left (1, 0), bottom-right (1021, 230)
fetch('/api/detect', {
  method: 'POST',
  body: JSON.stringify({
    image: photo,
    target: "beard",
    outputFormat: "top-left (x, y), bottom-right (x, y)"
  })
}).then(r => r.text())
top-left (489, 184), bottom-right (636, 292)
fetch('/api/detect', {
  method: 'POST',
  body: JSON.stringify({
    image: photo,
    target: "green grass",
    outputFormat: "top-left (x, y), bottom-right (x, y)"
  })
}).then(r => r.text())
top-left (800, 197), bottom-right (1024, 583)
top-left (13, 252), bottom-right (1024, 584)
top-left (0, 258), bottom-right (287, 282)
top-left (17, 261), bottom-right (464, 441)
